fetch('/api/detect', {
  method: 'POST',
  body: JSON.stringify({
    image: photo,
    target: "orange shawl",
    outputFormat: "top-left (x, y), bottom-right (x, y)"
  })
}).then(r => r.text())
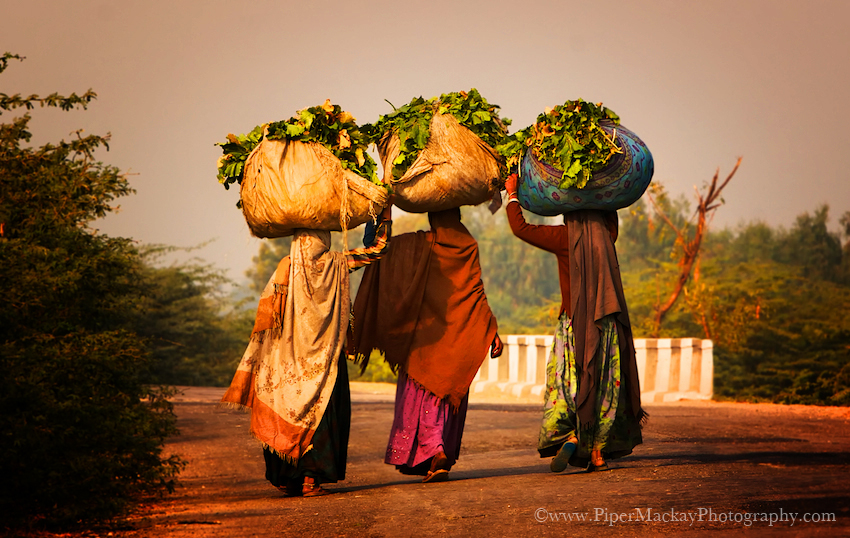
top-left (352, 208), bottom-right (498, 408)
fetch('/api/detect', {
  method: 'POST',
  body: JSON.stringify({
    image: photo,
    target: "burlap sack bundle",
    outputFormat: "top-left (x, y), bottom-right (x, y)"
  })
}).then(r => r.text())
top-left (376, 113), bottom-right (504, 213)
top-left (240, 138), bottom-right (389, 238)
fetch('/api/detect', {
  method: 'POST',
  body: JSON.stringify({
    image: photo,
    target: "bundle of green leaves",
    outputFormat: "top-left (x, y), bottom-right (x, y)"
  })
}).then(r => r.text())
top-left (364, 89), bottom-right (511, 181)
top-left (216, 100), bottom-right (381, 191)
top-left (496, 99), bottom-right (621, 190)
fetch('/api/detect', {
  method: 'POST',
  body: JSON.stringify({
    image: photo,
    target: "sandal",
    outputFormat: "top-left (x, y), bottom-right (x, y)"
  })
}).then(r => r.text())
top-left (422, 469), bottom-right (449, 483)
top-left (550, 437), bottom-right (578, 473)
top-left (422, 451), bottom-right (451, 483)
top-left (302, 477), bottom-right (332, 497)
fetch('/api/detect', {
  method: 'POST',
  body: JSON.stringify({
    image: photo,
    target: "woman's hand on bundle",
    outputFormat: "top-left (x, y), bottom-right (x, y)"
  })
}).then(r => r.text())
top-left (504, 174), bottom-right (518, 197)
top-left (381, 195), bottom-right (394, 221)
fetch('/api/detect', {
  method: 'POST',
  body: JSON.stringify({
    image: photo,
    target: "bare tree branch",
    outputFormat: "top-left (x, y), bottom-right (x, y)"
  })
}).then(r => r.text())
top-left (646, 157), bottom-right (742, 337)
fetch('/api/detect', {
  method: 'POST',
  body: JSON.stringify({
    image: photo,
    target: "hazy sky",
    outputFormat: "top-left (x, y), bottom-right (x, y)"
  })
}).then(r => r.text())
top-left (4, 0), bottom-right (849, 282)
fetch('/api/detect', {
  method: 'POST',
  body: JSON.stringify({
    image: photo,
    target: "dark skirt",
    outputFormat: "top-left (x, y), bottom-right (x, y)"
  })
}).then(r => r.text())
top-left (263, 354), bottom-right (351, 486)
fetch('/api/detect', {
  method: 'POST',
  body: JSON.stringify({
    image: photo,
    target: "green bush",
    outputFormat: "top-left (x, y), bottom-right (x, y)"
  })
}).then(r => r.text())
top-left (348, 351), bottom-right (398, 383)
top-left (133, 247), bottom-right (255, 387)
top-left (0, 53), bottom-right (183, 530)
top-left (0, 333), bottom-right (182, 526)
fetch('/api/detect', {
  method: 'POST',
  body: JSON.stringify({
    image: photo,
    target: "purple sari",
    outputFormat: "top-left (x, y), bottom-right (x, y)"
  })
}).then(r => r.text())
top-left (385, 370), bottom-right (469, 475)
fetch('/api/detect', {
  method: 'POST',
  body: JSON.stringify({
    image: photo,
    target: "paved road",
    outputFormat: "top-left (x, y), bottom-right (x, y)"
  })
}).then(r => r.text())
top-left (118, 384), bottom-right (850, 537)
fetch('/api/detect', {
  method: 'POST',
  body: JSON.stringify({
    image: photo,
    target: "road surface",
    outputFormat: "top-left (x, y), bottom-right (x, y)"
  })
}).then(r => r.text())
top-left (116, 384), bottom-right (850, 537)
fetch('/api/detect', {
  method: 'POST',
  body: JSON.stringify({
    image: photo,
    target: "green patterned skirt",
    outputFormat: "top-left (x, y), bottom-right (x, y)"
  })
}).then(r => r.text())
top-left (538, 312), bottom-right (642, 467)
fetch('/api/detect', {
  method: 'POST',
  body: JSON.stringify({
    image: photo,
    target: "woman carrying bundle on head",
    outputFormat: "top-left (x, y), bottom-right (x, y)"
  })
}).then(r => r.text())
top-left (352, 207), bottom-right (502, 483)
top-left (504, 173), bottom-right (646, 473)
top-left (221, 203), bottom-right (393, 498)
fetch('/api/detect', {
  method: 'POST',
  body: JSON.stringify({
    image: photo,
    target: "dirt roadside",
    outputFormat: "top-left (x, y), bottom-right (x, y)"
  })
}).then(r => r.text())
top-left (112, 384), bottom-right (850, 537)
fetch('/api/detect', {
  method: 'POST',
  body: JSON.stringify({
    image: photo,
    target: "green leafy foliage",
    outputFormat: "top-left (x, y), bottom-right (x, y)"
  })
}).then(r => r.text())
top-left (435, 89), bottom-right (511, 152)
top-left (616, 196), bottom-right (850, 405)
top-left (1, 331), bottom-right (183, 526)
top-left (133, 246), bottom-right (255, 387)
top-left (772, 205), bottom-right (844, 283)
top-left (1, 53), bottom-right (98, 116)
top-left (214, 124), bottom-right (263, 190)
top-left (216, 100), bottom-right (381, 192)
top-left (711, 272), bottom-right (850, 405)
top-left (364, 89), bottom-right (511, 181)
top-left (366, 95), bottom-right (433, 182)
top-left (0, 54), bottom-right (182, 530)
top-left (496, 99), bottom-right (621, 189)
top-left (459, 206), bottom-right (564, 334)
top-left (347, 350), bottom-right (398, 383)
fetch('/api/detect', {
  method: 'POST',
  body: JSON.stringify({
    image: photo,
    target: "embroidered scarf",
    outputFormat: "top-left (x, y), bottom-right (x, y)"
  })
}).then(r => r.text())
top-left (221, 229), bottom-right (349, 462)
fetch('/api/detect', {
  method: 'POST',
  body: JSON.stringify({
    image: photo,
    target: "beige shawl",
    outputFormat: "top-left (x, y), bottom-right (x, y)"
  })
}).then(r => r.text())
top-left (221, 229), bottom-right (349, 462)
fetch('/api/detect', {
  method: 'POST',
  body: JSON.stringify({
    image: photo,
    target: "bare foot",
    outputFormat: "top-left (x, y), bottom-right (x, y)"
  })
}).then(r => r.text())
top-left (589, 449), bottom-right (609, 471)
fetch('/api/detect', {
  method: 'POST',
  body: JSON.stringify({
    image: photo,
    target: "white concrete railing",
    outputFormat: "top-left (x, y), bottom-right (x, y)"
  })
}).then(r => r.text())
top-left (470, 335), bottom-right (713, 403)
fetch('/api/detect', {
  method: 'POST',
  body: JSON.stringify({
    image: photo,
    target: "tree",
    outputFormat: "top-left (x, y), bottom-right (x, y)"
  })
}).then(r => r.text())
top-left (246, 237), bottom-right (292, 294)
top-left (617, 184), bottom-right (699, 337)
top-left (134, 246), bottom-right (254, 386)
top-left (773, 205), bottom-right (843, 283)
top-left (617, 184), bottom-right (687, 269)
top-left (841, 210), bottom-right (850, 285)
top-left (618, 198), bottom-right (850, 405)
top-left (644, 158), bottom-right (741, 336)
top-left (462, 205), bottom-right (564, 333)
top-left (710, 266), bottom-right (850, 405)
top-left (0, 53), bottom-right (181, 530)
